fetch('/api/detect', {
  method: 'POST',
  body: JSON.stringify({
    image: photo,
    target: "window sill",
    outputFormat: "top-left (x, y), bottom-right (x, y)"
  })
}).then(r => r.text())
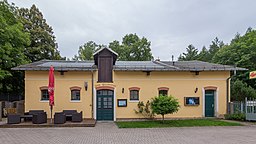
top-left (40, 100), bottom-right (49, 102)
top-left (97, 81), bottom-right (113, 83)
top-left (129, 100), bottom-right (139, 103)
top-left (70, 100), bottom-right (81, 103)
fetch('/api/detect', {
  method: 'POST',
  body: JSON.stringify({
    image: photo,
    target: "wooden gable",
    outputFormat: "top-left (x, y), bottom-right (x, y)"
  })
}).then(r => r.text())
top-left (93, 48), bottom-right (118, 82)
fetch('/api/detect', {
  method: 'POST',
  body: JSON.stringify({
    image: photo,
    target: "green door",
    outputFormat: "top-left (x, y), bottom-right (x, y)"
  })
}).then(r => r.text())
top-left (97, 90), bottom-right (114, 120)
top-left (205, 90), bottom-right (215, 117)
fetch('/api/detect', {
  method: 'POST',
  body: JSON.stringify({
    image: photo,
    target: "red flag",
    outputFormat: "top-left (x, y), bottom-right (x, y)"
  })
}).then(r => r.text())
top-left (48, 66), bottom-right (54, 106)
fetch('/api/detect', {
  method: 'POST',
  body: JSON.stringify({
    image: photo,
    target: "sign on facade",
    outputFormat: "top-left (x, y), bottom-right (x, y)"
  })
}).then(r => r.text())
top-left (249, 71), bottom-right (256, 79)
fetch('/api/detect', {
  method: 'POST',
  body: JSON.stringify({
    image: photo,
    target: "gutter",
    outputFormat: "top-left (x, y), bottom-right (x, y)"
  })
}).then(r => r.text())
top-left (226, 66), bottom-right (237, 114)
top-left (226, 76), bottom-right (232, 114)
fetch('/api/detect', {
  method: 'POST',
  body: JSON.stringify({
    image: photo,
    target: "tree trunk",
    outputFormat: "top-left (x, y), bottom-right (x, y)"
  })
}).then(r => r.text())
top-left (2, 79), bottom-right (7, 94)
top-left (162, 114), bottom-right (164, 124)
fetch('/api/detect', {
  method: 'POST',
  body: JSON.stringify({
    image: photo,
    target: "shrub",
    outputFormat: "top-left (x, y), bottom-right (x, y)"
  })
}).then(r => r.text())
top-left (224, 113), bottom-right (246, 121)
top-left (134, 100), bottom-right (155, 119)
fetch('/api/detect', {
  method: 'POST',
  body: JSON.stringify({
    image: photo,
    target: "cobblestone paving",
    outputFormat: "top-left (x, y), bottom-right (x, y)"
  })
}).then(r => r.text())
top-left (0, 122), bottom-right (256, 144)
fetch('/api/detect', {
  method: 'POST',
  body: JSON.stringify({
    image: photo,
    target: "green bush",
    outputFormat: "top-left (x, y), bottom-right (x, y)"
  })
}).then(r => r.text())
top-left (224, 113), bottom-right (246, 121)
top-left (134, 101), bottom-right (155, 119)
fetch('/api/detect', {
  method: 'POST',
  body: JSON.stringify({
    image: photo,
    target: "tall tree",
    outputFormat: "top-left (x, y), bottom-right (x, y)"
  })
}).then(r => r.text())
top-left (208, 37), bottom-right (224, 62)
top-left (109, 40), bottom-right (125, 59)
top-left (0, 0), bottom-right (30, 95)
top-left (73, 41), bottom-right (100, 60)
top-left (18, 4), bottom-right (62, 62)
top-left (213, 28), bottom-right (256, 89)
top-left (178, 37), bottom-right (224, 62)
top-left (197, 46), bottom-right (210, 62)
top-left (213, 29), bottom-right (256, 69)
top-left (178, 44), bottom-right (198, 61)
top-left (109, 34), bottom-right (153, 61)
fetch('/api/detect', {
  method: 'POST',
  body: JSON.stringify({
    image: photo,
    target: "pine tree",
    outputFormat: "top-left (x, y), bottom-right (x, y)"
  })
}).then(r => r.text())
top-left (178, 44), bottom-right (198, 61)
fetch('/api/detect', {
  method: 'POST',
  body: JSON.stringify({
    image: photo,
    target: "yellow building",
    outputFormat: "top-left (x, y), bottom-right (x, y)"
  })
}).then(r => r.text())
top-left (12, 48), bottom-right (246, 121)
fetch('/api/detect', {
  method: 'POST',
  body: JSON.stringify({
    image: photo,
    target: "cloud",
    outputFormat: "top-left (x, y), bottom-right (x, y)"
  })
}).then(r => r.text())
top-left (10, 0), bottom-right (256, 60)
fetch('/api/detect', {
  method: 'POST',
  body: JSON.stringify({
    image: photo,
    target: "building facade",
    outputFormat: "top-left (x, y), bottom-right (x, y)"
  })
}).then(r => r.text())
top-left (13, 48), bottom-right (245, 121)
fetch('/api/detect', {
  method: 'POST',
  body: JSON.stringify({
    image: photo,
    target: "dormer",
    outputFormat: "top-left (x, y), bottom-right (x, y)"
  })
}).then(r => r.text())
top-left (93, 47), bottom-right (118, 82)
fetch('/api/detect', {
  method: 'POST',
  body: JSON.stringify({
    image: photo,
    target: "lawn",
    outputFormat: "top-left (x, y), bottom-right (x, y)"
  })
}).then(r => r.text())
top-left (116, 119), bottom-right (242, 128)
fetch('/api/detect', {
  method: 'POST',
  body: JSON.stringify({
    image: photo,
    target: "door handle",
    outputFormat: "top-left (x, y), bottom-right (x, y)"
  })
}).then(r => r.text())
top-left (212, 104), bottom-right (214, 107)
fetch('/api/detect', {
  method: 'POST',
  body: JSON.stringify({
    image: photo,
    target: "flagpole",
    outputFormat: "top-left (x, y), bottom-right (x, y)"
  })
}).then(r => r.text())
top-left (50, 105), bottom-right (53, 123)
top-left (49, 65), bottom-right (54, 124)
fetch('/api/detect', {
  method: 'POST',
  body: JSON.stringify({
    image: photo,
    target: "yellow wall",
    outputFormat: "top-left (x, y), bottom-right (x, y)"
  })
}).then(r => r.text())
top-left (113, 71), bottom-right (229, 119)
top-left (25, 71), bottom-right (93, 118)
top-left (25, 70), bottom-right (230, 119)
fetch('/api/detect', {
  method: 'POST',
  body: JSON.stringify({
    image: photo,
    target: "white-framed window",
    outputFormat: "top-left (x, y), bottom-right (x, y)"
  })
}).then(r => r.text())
top-left (71, 90), bottom-right (80, 101)
top-left (130, 90), bottom-right (139, 101)
top-left (70, 86), bottom-right (82, 101)
top-left (41, 89), bottom-right (49, 101)
top-left (40, 86), bottom-right (49, 101)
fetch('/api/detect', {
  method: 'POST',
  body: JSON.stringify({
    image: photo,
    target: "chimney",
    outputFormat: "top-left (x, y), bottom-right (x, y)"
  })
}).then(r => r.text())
top-left (172, 55), bottom-right (175, 65)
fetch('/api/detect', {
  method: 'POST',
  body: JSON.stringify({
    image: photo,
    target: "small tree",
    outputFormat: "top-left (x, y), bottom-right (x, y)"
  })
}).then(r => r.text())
top-left (151, 95), bottom-right (180, 123)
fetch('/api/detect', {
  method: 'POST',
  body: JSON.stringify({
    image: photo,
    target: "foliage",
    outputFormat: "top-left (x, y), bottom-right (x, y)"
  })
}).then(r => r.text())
top-left (178, 37), bottom-right (224, 62)
top-left (179, 28), bottom-right (256, 90)
top-left (1, 1), bottom-right (65, 99)
top-left (76, 34), bottom-right (154, 61)
top-left (134, 101), bottom-right (155, 119)
top-left (109, 33), bottom-right (153, 61)
top-left (178, 44), bottom-right (198, 61)
top-left (151, 95), bottom-right (180, 123)
top-left (213, 29), bottom-right (256, 89)
top-left (197, 46), bottom-right (210, 62)
top-left (73, 41), bottom-right (106, 60)
top-left (73, 41), bottom-right (98, 60)
top-left (207, 37), bottom-right (224, 62)
top-left (224, 113), bottom-right (246, 121)
top-left (0, 0), bottom-right (30, 94)
top-left (231, 80), bottom-right (256, 101)
top-left (116, 119), bottom-right (241, 128)
top-left (213, 29), bottom-right (256, 69)
top-left (17, 4), bottom-right (63, 62)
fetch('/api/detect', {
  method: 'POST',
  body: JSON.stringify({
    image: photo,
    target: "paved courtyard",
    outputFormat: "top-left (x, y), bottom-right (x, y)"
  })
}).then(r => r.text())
top-left (0, 122), bottom-right (256, 144)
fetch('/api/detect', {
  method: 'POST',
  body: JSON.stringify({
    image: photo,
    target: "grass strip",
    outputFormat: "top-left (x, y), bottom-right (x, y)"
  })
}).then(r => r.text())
top-left (116, 119), bottom-right (242, 128)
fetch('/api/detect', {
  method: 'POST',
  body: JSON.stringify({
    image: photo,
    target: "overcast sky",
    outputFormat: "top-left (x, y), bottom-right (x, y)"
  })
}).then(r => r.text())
top-left (9, 0), bottom-right (256, 60)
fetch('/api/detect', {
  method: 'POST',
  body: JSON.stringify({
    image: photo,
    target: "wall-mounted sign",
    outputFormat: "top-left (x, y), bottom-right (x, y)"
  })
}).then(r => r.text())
top-left (117, 99), bottom-right (127, 107)
top-left (184, 97), bottom-right (199, 106)
top-left (249, 71), bottom-right (256, 79)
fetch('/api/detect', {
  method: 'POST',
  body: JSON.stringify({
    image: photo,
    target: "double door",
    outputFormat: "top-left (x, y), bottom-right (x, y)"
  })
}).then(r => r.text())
top-left (96, 90), bottom-right (114, 120)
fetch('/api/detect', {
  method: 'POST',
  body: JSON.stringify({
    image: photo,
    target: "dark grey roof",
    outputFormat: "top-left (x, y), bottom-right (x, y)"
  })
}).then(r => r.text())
top-left (12, 60), bottom-right (96, 71)
top-left (113, 60), bottom-right (246, 71)
top-left (12, 60), bottom-right (247, 71)
top-left (160, 61), bottom-right (247, 71)
top-left (113, 61), bottom-right (178, 71)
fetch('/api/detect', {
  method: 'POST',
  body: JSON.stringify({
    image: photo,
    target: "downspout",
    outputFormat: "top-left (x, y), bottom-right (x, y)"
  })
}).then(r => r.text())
top-left (226, 66), bottom-right (236, 114)
top-left (91, 67), bottom-right (94, 119)
top-left (226, 77), bottom-right (231, 114)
